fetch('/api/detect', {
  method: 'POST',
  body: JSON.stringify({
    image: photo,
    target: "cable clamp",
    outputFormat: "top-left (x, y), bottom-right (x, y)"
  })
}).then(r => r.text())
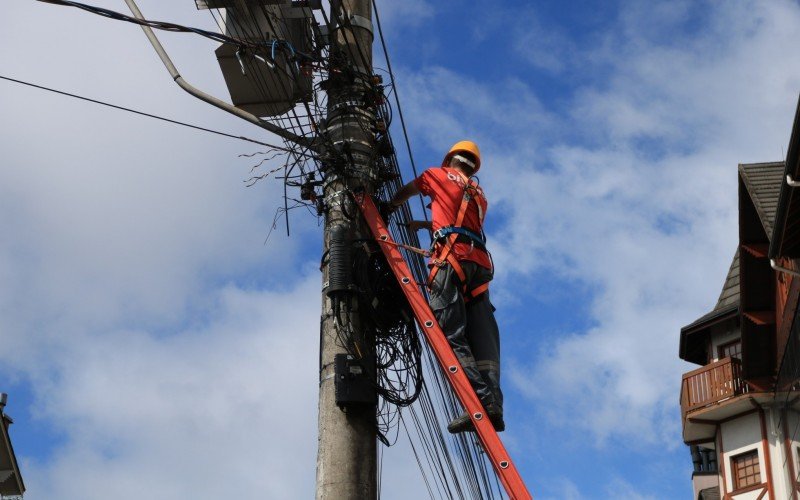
top-left (349, 14), bottom-right (374, 35)
top-left (331, 99), bottom-right (366, 112)
top-left (235, 48), bottom-right (247, 75)
top-left (325, 189), bottom-right (349, 204)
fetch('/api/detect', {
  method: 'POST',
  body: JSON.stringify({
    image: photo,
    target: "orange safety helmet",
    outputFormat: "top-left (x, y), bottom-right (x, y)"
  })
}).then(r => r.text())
top-left (442, 140), bottom-right (482, 173)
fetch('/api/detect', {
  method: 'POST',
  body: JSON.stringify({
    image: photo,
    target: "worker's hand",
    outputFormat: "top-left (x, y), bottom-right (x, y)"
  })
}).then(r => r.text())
top-left (377, 200), bottom-right (397, 223)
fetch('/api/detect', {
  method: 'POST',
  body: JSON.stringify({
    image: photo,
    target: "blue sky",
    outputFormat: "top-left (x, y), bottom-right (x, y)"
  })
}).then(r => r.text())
top-left (3, 0), bottom-right (800, 498)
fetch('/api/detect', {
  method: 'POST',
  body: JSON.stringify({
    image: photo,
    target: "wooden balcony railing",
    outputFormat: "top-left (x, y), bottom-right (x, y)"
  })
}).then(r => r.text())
top-left (681, 357), bottom-right (749, 416)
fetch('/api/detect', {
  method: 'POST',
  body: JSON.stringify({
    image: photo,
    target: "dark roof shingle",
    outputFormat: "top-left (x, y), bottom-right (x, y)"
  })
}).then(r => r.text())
top-left (739, 161), bottom-right (785, 237)
top-left (683, 249), bottom-right (740, 330)
top-left (714, 248), bottom-right (740, 312)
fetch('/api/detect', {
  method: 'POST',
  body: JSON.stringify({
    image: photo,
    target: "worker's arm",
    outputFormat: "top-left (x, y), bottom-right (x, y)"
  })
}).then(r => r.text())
top-left (390, 180), bottom-right (421, 208)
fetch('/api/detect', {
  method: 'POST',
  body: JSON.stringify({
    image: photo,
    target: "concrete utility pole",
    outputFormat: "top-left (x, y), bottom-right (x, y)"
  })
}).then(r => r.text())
top-left (121, 0), bottom-right (376, 496)
top-left (316, 0), bottom-right (377, 498)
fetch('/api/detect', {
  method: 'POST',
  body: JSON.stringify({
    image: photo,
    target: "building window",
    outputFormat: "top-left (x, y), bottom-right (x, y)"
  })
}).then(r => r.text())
top-left (719, 339), bottom-right (742, 360)
top-left (731, 449), bottom-right (761, 490)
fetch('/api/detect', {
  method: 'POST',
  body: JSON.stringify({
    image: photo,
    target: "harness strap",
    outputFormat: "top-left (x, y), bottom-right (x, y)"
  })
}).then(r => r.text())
top-left (469, 281), bottom-right (490, 299)
top-left (427, 182), bottom-right (472, 288)
top-left (430, 255), bottom-right (489, 303)
top-left (446, 252), bottom-right (467, 283)
top-left (431, 226), bottom-right (486, 251)
top-left (427, 174), bottom-right (490, 301)
top-left (376, 238), bottom-right (432, 257)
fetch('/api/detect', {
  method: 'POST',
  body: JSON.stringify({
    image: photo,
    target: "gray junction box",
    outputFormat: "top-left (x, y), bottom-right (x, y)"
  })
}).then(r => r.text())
top-left (196, 0), bottom-right (313, 117)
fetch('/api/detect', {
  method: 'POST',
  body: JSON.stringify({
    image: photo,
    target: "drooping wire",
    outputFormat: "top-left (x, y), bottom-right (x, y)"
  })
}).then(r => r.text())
top-left (37, 0), bottom-right (313, 62)
top-left (0, 74), bottom-right (310, 156)
top-left (204, 2), bottom-right (329, 237)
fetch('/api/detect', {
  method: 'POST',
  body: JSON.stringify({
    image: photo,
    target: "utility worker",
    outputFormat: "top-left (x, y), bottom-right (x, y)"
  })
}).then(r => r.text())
top-left (389, 140), bottom-right (503, 433)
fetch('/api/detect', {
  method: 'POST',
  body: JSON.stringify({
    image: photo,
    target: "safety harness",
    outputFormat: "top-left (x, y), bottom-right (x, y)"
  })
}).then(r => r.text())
top-left (427, 170), bottom-right (492, 302)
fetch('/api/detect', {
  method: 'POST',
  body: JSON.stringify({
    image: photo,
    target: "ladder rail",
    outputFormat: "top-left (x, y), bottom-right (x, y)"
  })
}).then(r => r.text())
top-left (358, 195), bottom-right (533, 500)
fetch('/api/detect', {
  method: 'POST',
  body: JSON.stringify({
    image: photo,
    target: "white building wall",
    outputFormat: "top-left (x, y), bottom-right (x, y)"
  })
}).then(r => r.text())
top-left (719, 408), bottom-right (800, 500)
top-left (731, 489), bottom-right (765, 500)
top-left (721, 412), bottom-right (766, 498)
top-left (777, 408), bottom-right (800, 499)
top-left (767, 408), bottom-right (791, 500)
top-left (693, 473), bottom-right (721, 499)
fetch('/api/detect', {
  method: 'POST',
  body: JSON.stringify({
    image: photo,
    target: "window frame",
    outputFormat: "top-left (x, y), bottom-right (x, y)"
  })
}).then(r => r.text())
top-left (730, 449), bottom-right (762, 492)
top-left (718, 338), bottom-right (742, 361)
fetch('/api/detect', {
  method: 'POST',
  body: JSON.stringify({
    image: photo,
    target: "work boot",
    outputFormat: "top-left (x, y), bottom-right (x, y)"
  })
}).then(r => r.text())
top-left (447, 412), bottom-right (473, 434)
top-left (447, 404), bottom-right (504, 434)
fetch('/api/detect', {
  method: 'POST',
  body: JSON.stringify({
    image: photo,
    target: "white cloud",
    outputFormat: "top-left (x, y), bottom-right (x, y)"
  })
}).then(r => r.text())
top-left (1, 3), bottom-right (328, 498)
top-left (0, 1), bottom-right (317, 362)
top-left (23, 277), bottom-right (321, 500)
top-left (511, 11), bottom-right (575, 74)
top-left (5, 0), bottom-right (800, 497)
top-left (374, 0), bottom-right (434, 29)
top-left (603, 476), bottom-right (658, 500)
top-left (397, 0), bottom-right (800, 447)
top-left (531, 473), bottom-right (657, 499)
top-left (537, 476), bottom-right (584, 500)
top-left (506, 0), bottom-right (800, 446)
top-left (0, 4), bottom-right (446, 498)
top-left (398, 66), bottom-right (555, 157)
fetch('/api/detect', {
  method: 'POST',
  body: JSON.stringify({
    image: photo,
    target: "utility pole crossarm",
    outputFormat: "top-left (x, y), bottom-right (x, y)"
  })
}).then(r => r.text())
top-left (123, 0), bottom-right (319, 152)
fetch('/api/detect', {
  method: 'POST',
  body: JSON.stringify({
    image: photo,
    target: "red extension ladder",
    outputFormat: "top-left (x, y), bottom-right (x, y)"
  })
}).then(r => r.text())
top-left (358, 195), bottom-right (533, 500)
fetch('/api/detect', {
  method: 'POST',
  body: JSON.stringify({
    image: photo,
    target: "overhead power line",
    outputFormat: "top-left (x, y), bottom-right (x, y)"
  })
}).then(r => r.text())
top-left (371, 0), bottom-right (418, 179)
top-left (38, 0), bottom-right (263, 51)
top-left (38, 0), bottom-right (317, 66)
top-left (0, 74), bottom-right (310, 155)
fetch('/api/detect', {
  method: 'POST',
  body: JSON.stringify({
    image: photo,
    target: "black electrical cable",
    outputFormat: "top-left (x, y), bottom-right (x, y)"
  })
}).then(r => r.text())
top-left (371, 0), bottom-right (424, 187)
top-left (400, 413), bottom-right (437, 499)
top-left (36, 0), bottom-right (313, 58)
top-left (0, 74), bottom-right (314, 156)
top-left (209, 6), bottom-right (306, 236)
top-left (408, 394), bottom-right (452, 499)
top-left (415, 388), bottom-right (461, 499)
top-left (207, 8), bottom-right (298, 138)
top-left (208, 2), bottom-right (339, 226)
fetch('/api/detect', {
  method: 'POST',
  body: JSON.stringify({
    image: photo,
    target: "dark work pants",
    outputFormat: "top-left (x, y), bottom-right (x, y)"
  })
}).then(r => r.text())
top-left (429, 261), bottom-right (503, 411)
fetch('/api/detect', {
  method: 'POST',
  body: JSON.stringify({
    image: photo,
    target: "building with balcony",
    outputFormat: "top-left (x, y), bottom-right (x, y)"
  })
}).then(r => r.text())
top-left (679, 100), bottom-right (800, 500)
top-left (0, 394), bottom-right (24, 499)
